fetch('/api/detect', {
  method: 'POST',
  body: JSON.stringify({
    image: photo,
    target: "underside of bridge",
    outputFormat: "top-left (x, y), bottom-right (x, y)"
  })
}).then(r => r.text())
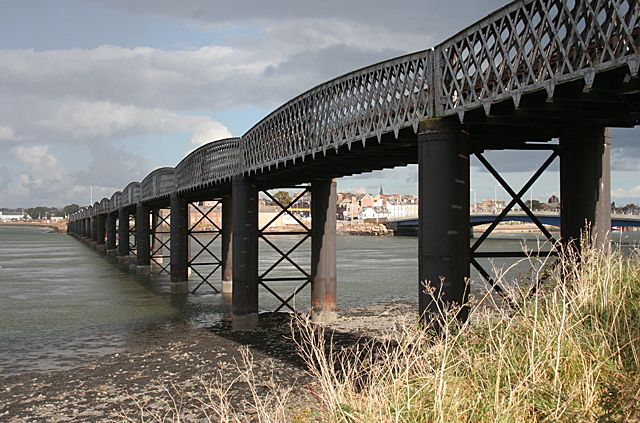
top-left (68, 0), bottom-right (640, 331)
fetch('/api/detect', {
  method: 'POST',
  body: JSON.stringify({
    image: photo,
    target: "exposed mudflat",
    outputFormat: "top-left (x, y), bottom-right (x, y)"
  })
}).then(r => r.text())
top-left (0, 302), bottom-right (417, 421)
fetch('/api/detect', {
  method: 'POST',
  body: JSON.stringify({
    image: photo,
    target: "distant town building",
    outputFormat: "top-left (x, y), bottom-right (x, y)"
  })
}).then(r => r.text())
top-left (358, 207), bottom-right (389, 221)
top-left (0, 211), bottom-right (24, 221)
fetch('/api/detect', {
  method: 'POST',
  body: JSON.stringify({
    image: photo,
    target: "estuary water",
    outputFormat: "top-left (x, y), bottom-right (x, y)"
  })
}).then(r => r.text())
top-left (1, 225), bottom-right (638, 376)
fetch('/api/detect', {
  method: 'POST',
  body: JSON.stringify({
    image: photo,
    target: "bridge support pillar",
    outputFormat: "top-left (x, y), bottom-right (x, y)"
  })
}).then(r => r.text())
top-left (560, 127), bottom-right (611, 250)
top-left (311, 178), bottom-right (337, 323)
top-left (136, 202), bottom-right (151, 275)
top-left (117, 207), bottom-right (130, 263)
top-left (90, 216), bottom-right (98, 247)
top-left (418, 118), bottom-right (470, 328)
top-left (96, 214), bottom-right (106, 253)
top-left (106, 212), bottom-right (117, 255)
top-left (232, 176), bottom-right (259, 330)
top-left (170, 193), bottom-right (189, 293)
top-left (221, 193), bottom-right (233, 294)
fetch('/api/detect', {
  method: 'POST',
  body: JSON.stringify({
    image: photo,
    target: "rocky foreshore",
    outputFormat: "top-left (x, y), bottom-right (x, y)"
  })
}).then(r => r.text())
top-left (337, 222), bottom-right (392, 236)
top-left (0, 302), bottom-right (416, 421)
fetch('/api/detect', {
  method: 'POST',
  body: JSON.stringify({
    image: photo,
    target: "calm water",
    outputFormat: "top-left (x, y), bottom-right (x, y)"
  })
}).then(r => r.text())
top-left (1, 225), bottom-right (638, 376)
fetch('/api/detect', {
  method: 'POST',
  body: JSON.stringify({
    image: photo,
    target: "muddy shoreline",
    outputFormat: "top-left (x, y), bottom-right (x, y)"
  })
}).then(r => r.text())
top-left (0, 221), bottom-right (67, 233)
top-left (0, 302), bottom-right (416, 421)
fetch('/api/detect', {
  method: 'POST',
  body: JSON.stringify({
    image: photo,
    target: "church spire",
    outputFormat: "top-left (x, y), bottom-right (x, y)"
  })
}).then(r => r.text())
top-left (379, 185), bottom-right (383, 196)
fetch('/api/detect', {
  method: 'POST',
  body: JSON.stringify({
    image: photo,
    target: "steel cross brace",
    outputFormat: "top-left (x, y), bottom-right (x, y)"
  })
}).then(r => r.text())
top-left (151, 209), bottom-right (171, 275)
top-left (128, 215), bottom-right (137, 256)
top-left (258, 186), bottom-right (311, 312)
top-left (115, 215), bottom-right (120, 247)
top-left (471, 145), bottom-right (560, 296)
top-left (188, 201), bottom-right (222, 294)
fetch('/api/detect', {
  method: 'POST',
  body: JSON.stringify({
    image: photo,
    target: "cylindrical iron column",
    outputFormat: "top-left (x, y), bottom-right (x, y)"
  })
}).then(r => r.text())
top-left (136, 202), bottom-right (151, 275)
top-left (83, 218), bottom-right (89, 240)
top-left (90, 215), bottom-right (98, 247)
top-left (221, 193), bottom-right (233, 294)
top-left (560, 127), bottom-right (611, 250)
top-left (170, 193), bottom-right (189, 293)
top-left (311, 178), bottom-right (337, 323)
top-left (106, 212), bottom-right (117, 255)
top-left (96, 214), bottom-right (106, 253)
top-left (231, 176), bottom-right (259, 330)
top-left (117, 207), bottom-right (130, 263)
top-left (418, 118), bottom-right (470, 328)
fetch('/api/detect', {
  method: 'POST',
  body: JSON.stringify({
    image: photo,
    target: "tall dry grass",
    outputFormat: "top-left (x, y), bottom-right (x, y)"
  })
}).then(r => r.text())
top-left (291, 242), bottom-right (640, 422)
top-left (124, 242), bottom-right (640, 422)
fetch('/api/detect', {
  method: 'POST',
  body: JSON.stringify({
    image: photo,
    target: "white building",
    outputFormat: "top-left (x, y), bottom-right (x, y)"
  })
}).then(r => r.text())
top-left (386, 202), bottom-right (418, 219)
top-left (0, 211), bottom-right (24, 221)
top-left (358, 207), bottom-right (389, 221)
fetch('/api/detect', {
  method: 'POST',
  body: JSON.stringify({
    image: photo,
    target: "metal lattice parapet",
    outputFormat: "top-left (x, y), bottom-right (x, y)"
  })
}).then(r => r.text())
top-left (109, 191), bottom-right (122, 213)
top-left (100, 0), bottom-right (640, 243)
top-left (99, 198), bottom-right (110, 214)
top-left (121, 182), bottom-right (141, 208)
top-left (242, 51), bottom-right (433, 175)
top-left (141, 167), bottom-right (176, 203)
top-left (436, 0), bottom-right (640, 118)
top-left (176, 137), bottom-right (242, 194)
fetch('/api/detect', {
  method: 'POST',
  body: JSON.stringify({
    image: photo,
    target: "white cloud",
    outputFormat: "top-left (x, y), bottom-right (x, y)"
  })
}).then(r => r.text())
top-left (12, 145), bottom-right (66, 187)
top-left (0, 124), bottom-right (20, 141)
top-left (0, 165), bottom-right (10, 189)
top-left (190, 121), bottom-right (232, 146)
top-left (34, 100), bottom-right (230, 142)
top-left (612, 185), bottom-right (640, 200)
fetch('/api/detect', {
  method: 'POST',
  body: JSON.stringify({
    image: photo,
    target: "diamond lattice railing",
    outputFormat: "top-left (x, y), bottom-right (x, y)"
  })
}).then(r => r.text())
top-left (437, 0), bottom-right (640, 117)
top-left (242, 51), bottom-right (433, 174)
top-left (106, 0), bottom-right (640, 212)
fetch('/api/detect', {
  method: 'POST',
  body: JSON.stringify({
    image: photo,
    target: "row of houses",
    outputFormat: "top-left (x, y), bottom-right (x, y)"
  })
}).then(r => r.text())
top-left (337, 190), bottom-right (418, 221)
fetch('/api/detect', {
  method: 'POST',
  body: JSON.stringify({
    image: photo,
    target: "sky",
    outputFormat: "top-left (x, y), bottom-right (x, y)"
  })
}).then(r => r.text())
top-left (0, 0), bottom-right (639, 209)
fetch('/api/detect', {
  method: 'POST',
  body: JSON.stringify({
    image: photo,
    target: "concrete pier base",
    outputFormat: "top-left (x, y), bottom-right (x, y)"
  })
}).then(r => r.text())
top-left (116, 255), bottom-right (129, 265)
top-left (107, 249), bottom-right (117, 257)
top-left (96, 244), bottom-right (106, 254)
top-left (221, 279), bottom-right (233, 294)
